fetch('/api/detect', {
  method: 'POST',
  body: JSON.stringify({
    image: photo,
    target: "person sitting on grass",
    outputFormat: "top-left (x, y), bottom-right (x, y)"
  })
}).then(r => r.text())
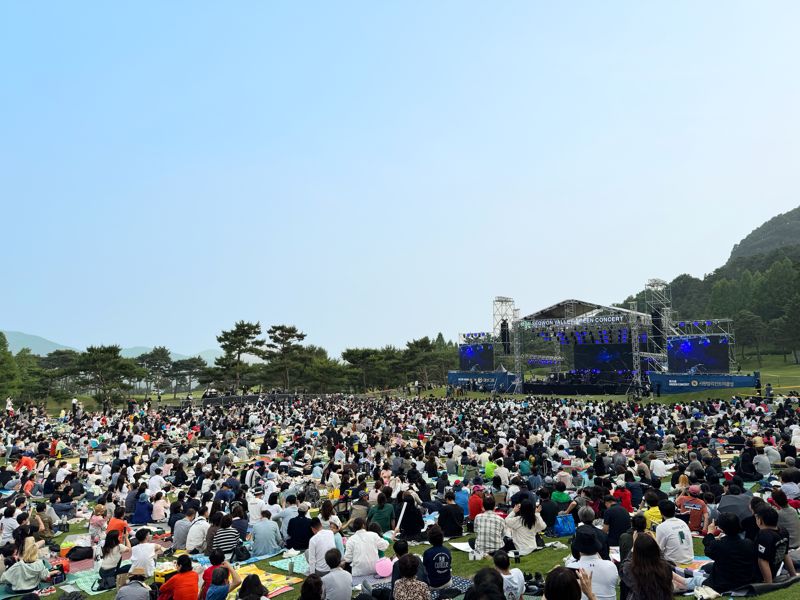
top-left (470, 495), bottom-right (505, 557)
top-left (321, 549), bottom-right (352, 600)
top-left (422, 525), bottom-right (452, 589)
top-left (205, 562), bottom-right (242, 600)
top-left (237, 574), bottom-right (268, 600)
top-left (754, 506), bottom-right (797, 583)
top-left (701, 513), bottom-right (756, 593)
top-left (99, 530), bottom-right (132, 580)
top-left (157, 554), bottom-right (198, 600)
top-left (393, 554), bottom-right (431, 600)
top-left (0, 537), bottom-right (60, 594)
top-left (542, 566), bottom-right (597, 600)
top-left (493, 550), bottom-right (525, 600)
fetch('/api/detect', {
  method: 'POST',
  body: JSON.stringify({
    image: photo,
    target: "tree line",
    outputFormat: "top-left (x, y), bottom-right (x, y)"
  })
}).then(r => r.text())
top-left (0, 323), bottom-right (458, 405)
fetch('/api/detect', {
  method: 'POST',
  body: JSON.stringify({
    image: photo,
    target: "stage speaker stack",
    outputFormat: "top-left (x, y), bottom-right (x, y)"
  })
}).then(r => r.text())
top-left (500, 320), bottom-right (511, 354)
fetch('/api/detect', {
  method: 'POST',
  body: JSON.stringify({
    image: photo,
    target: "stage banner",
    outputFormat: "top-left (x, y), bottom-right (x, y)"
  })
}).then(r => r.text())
top-left (447, 370), bottom-right (515, 392)
top-left (648, 372), bottom-right (757, 395)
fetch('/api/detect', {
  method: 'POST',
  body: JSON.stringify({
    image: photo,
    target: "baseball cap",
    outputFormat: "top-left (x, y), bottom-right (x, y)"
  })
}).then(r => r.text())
top-left (298, 502), bottom-right (310, 512)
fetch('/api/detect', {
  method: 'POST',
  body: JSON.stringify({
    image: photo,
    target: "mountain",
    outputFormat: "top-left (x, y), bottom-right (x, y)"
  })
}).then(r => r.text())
top-left (2, 331), bottom-right (219, 365)
top-left (119, 347), bottom-right (193, 361)
top-left (729, 205), bottom-right (800, 262)
top-left (1, 331), bottom-right (76, 355)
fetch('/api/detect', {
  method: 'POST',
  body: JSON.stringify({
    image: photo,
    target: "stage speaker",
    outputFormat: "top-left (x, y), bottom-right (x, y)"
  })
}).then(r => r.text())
top-left (500, 320), bottom-right (511, 354)
top-left (651, 311), bottom-right (664, 350)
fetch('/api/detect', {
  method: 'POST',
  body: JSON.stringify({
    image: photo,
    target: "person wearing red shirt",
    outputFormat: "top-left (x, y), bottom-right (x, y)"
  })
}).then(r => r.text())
top-left (200, 550), bottom-right (228, 600)
top-left (613, 485), bottom-right (633, 512)
top-left (468, 486), bottom-right (485, 523)
top-left (13, 456), bottom-right (35, 473)
top-left (106, 506), bottom-right (131, 538)
top-left (157, 555), bottom-right (198, 600)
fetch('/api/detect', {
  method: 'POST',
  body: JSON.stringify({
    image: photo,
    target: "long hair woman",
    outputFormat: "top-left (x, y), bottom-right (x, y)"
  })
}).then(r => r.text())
top-left (621, 533), bottom-right (675, 600)
top-left (505, 499), bottom-right (546, 554)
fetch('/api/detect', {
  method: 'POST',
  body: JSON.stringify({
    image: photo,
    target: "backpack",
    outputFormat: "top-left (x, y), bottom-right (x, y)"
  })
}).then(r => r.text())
top-left (231, 544), bottom-right (251, 562)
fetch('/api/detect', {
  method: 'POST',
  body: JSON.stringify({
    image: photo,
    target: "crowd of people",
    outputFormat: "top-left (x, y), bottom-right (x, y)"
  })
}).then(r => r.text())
top-left (0, 390), bottom-right (798, 600)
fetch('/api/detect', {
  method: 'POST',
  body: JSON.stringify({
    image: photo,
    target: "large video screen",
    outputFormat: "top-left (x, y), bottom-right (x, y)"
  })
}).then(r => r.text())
top-left (573, 343), bottom-right (633, 372)
top-left (667, 335), bottom-right (730, 374)
top-left (459, 343), bottom-right (495, 371)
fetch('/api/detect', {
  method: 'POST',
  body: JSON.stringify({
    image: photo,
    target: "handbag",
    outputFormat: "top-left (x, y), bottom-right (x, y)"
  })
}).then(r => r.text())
top-left (552, 514), bottom-right (576, 537)
top-left (231, 544), bottom-right (251, 562)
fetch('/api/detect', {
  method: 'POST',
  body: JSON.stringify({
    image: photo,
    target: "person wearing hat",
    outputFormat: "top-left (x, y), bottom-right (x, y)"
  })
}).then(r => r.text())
top-left (114, 566), bottom-right (151, 600)
top-left (468, 485), bottom-right (485, 529)
top-left (675, 485), bottom-right (708, 533)
top-left (247, 487), bottom-right (268, 523)
top-left (567, 530), bottom-right (618, 600)
top-left (286, 502), bottom-right (312, 551)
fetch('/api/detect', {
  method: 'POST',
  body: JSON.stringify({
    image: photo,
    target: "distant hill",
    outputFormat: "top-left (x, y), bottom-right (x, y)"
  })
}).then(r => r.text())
top-left (2, 331), bottom-right (76, 355)
top-left (2, 331), bottom-right (219, 365)
top-left (729, 205), bottom-right (800, 262)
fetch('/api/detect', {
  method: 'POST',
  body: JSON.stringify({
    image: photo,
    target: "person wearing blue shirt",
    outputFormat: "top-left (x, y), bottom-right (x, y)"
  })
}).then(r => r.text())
top-left (453, 483), bottom-right (470, 517)
top-left (214, 483), bottom-right (234, 506)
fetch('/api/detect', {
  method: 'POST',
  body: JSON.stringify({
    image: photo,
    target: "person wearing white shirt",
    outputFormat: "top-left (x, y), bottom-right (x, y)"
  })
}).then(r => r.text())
top-left (649, 458), bottom-right (669, 479)
top-left (306, 519), bottom-right (337, 576)
top-left (494, 551), bottom-right (526, 600)
top-left (567, 531), bottom-right (619, 600)
top-left (147, 470), bottom-right (166, 494)
top-left (247, 489), bottom-right (268, 523)
top-left (494, 460), bottom-right (510, 487)
top-left (185, 507), bottom-right (210, 554)
top-left (129, 529), bottom-right (164, 578)
top-left (342, 519), bottom-right (389, 577)
top-left (655, 501), bottom-right (693, 565)
top-left (55, 464), bottom-right (71, 484)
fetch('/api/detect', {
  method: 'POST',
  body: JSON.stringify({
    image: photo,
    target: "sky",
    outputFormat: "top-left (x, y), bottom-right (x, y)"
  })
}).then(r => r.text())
top-left (2, 3), bottom-right (800, 358)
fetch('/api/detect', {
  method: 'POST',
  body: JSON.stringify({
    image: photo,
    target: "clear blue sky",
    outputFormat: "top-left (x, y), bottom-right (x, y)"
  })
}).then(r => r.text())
top-left (2, 3), bottom-right (800, 357)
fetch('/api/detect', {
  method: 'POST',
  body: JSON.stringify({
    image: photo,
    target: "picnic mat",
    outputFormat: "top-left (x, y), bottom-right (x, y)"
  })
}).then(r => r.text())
top-left (225, 567), bottom-right (302, 599)
top-left (68, 558), bottom-right (96, 573)
top-left (678, 555), bottom-right (711, 570)
top-left (270, 554), bottom-right (309, 575)
top-left (187, 550), bottom-right (284, 567)
top-left (68, 568), bottom-right (107, 596)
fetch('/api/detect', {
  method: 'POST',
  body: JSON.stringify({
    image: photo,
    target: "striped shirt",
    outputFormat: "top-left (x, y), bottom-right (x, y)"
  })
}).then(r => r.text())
top-left (211, 527), bottom-right (241, 555)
